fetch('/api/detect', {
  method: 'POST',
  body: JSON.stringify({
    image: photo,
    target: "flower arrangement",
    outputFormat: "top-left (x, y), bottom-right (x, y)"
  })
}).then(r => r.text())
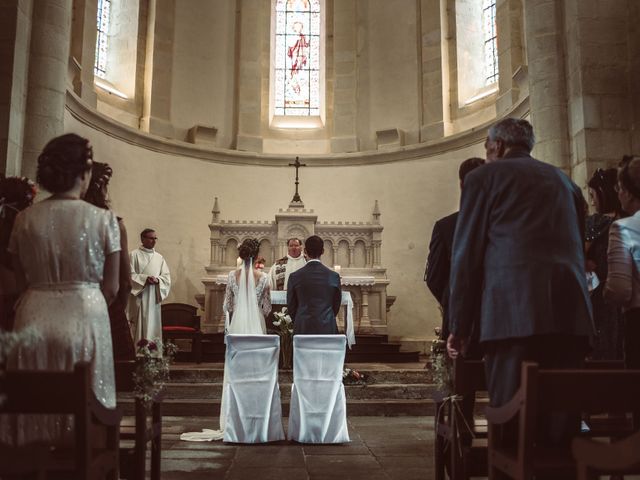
top-left (133, 338), bottom-right (178, 407)
top-left (342, 367), bottom-right (368, 385)
top-left (0, 176), bottom-right (37, 216)
top-left (430, 326), bottom-right (452, 394)
top-left (273, 307), bottom-right (294, 369)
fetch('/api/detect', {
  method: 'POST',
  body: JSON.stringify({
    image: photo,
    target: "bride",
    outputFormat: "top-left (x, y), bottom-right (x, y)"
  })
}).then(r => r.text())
top-left (181, 238), bottom-right (271, 441)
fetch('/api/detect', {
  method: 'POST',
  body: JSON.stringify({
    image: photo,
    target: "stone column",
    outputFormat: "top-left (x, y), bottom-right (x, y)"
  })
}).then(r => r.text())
top-left (69, 0), bottom-right (97, 106)
top-left (348, 246), bottom-right (354, 267)
top-left (236, 0), bottom-right (267, 152)
top-left (495, 0), bottom-right (525, 115)
top-left (332, 246), bottom-right (339, 266)
top-left (522, 0), bottom-right (571, 174)
top-left (419, 0), bottom-right (450, 141)
top-left (330, 0), bottom-right (358, 152)
top-left (373, 241), bottom-right (381, 268)
top-left (360, 286), bottom-right (371, 331)
top-left (140, 0), bottom-right (175, 138)
top-left (0, 0), bottom-right (32, 176)
top-left (21, 0), bottom-right (72, 180)
top-left (562, 0), bottom-right (633, 187)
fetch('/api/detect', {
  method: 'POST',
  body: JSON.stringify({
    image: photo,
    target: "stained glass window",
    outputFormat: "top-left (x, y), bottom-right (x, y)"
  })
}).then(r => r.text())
top-left (482, 0), bottom-right (498, 85)
top-left (94, 0), bottom-right (111, 78)
top-left (274, 0), bottom-right (320, 116)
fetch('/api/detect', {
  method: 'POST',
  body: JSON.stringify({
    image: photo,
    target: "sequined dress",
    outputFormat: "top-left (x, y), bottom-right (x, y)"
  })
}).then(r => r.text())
top-left (2, 199), bottom-right (121, 446)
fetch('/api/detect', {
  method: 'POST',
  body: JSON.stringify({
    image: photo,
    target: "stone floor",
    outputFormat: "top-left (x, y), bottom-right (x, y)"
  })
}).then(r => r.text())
top-left (152, 416), bottom-right (434, 479)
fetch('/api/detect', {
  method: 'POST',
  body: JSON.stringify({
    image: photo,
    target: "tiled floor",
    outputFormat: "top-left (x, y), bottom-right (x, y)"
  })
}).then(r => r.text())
top-left (154, 416), bottom-right (434, 479)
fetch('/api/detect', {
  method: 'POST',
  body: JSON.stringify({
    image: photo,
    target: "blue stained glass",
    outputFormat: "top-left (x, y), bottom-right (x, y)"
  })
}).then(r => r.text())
top-left (94, 0), bottom-right (111, 78)
top-left (482, 0), bottom-right (498, 85)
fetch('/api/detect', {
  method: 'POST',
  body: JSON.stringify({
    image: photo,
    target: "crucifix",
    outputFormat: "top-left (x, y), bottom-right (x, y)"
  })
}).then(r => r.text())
top-left (289, 156), bottom-right (307, 204)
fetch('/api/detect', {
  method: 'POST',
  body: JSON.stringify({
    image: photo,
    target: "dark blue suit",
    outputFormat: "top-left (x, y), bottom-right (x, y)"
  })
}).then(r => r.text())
top-left (287, 260), bottom-right (341, 335)
top-left (449, 150), bottom-right (594, 411)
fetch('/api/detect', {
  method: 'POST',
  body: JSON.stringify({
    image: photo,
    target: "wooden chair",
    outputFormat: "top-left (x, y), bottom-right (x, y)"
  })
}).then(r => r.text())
top-left (434, 357), bottom-right (488, 480)
top-left (0, 363), bottom-right (122, 479)
top-left (486, 362), bottom-right (640, 480)
top-left (572, 429), bottom-right (640, 479)
top-left (161, 302), bottom-right (203, 363)
top-left (115, 360), bottom-right (162, 480)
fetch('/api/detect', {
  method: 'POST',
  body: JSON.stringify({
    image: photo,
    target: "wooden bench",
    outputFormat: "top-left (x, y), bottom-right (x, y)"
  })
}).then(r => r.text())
top-left (161, 302), bottom-right (203, 363)
top-left (0, 363), bottom-right (122, 479)
top-left (434, 357), bottom-right (488, 480)
top-left (572, 429), bottom-right (640, 479)
top-left (486, 362), bottom-right (640, 480)
top-left (115, 360), bottom-right (162, 480)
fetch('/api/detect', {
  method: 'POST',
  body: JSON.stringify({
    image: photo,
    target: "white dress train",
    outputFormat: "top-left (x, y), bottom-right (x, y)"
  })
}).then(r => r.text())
top-left (180, 260), bottom-right (271, 442)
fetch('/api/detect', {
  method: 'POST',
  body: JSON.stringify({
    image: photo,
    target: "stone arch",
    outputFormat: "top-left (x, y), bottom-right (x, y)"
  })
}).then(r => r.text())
top-left (353, 240), bottom-right (366, 268)
top-left (322, 239), bottom-right (334, 267)
top-left (259, 238), bottom-right (273, 266)
top-left (337, 239), bottom-right (350, 267)
top-left (225, 238), bottom-right (239, 266)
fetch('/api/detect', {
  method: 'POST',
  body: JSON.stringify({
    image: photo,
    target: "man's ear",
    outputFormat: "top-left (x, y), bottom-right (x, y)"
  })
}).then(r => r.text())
top-left (321, 247), bottom-right (324, 255)
top-left (303, 248), bottom-right (308, 256)
top-left (497, 140), bottom-right (506, 158)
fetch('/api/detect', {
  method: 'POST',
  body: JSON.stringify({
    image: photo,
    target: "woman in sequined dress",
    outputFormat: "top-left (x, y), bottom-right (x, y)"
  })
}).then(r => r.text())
top-left (585, 168), bottom-right (624, 360)
top-left (1, 134), bottom-right (120, 446)
top-left (84, 161), bottom-right (135, 361)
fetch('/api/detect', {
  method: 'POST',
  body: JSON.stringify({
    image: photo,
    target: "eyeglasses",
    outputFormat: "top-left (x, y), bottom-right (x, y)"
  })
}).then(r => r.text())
top-left (144, 236), bottom-right (158, 241)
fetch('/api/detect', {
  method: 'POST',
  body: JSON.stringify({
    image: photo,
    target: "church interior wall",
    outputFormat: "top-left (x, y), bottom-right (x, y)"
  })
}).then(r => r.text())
top-left (65, 110), bottom-right (484, 348)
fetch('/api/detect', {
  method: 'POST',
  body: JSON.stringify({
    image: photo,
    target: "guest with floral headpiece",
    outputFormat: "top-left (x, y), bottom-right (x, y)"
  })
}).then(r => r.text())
top-left (84, 161), bottom-right (135, 361)
top-left (0, 175), bottom-right (36, 331)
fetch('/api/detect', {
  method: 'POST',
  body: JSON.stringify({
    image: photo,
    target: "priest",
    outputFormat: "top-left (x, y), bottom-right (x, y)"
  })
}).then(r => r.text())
top-left (128, 228), bottom-right (171, 351)
top-left (269, 237), bottom-right (307, 290)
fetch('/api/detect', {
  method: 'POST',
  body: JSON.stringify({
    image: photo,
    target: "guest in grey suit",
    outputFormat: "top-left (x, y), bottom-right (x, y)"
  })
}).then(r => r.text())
top-left (447, 118), bottom-right (593, 445)
top-left (287, 235), bottom-right (341, 335)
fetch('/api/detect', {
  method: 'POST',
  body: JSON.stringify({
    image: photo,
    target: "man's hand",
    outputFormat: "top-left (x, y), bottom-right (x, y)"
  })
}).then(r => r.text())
top-left (447, 333), bottom-right (469, 360)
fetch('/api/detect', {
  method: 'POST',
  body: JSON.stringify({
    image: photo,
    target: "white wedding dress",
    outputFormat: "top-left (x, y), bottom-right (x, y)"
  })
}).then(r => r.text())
top-left (180, 259), bottom-right (271, 442)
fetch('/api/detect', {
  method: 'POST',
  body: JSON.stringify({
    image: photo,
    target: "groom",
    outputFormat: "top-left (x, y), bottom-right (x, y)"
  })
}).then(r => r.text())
top-left (287, 235), bottom-right (342, 334)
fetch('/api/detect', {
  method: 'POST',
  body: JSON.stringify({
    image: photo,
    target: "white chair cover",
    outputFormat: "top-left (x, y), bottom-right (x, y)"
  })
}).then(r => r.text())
top-left (222, 334), bottom-right (285, 443)
top-left (288, 335), bottom-right (350, 443)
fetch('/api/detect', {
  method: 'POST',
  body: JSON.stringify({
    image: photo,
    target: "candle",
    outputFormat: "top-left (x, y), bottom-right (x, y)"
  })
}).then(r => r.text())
top-left (334, 265), bottom-right (341, 274)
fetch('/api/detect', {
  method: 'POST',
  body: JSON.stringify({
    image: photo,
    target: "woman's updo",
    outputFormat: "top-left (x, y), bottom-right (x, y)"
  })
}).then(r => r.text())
top-left (84, 161), bottom-right (113, 209)
top-left (238, 238), bottom-right (260, 260)
top-left (37, 133), bottom-right (92, 193)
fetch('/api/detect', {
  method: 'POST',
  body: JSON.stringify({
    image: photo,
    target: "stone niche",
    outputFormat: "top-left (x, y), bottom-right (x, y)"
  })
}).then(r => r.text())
top-left (197, 198), bottom-right (392, 336)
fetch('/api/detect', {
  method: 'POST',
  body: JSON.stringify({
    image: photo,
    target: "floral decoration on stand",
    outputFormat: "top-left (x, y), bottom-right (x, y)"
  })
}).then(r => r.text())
top-left (133, 338), bottom-right (178, 408)
top-left (0, 176), bottom-right (37, 219)
top-left (273, 307), bottom-right (294, 369)
top-left (430, 326), bottom-right (452, 394)
top-left (342, 368), bottom-right (368, 385)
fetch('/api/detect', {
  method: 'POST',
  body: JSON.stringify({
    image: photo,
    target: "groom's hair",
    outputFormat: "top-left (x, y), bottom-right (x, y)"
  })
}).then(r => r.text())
top-left (304, 235), bottom-right (324, 258)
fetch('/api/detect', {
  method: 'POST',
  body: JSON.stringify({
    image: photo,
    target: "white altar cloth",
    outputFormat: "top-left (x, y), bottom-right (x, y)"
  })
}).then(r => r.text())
top-left (222, 335), bottom-right (285, 443)
top-left (287, 335), bottom-right (350, 444)
top-left (270, 291), bottom-right (355, 349)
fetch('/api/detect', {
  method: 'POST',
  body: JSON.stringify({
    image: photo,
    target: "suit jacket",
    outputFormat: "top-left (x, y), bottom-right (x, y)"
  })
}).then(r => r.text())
top-left (287, 260), bottom-right (341, 335)
top-left (449, 150), bottom-right (594, 343)
top-left (425, 211), bottom-right (458, 338)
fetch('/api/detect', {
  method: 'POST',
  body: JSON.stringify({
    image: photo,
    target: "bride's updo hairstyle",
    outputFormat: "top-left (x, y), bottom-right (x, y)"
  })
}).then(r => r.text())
top-left (84, 161), bottom-right (113, 209)
top-left (238, 238), bottom-right (260, 265)
top-left (37, 133), bottom-right (92, 193)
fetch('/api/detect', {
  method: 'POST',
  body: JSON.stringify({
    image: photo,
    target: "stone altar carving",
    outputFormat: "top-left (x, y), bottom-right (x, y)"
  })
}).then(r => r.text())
top-left (197, 197), bottom-right (392, 335)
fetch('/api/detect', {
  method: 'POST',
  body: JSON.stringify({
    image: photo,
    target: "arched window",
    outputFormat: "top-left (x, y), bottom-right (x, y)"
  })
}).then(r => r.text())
top-left (271, 0), bottom-right (324, 128)
top-left (482, 0), bottom-right (498, 86)
top-left (455, 0), bottom-right (499, 105)
top-left (94, 0), bottom-right (111, 78)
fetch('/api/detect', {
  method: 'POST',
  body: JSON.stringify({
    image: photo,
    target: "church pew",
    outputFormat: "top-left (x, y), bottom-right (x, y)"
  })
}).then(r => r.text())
top-left (434, 357), bottom-right (487, 480)
top-left (572, 429), bottom-right (640, 479)
top-left (115, 360), bottom-right (162, 480)
top-left (486, 362), bottom-right (640, 480)
top-left (0, 362), bottom-right (122, 479)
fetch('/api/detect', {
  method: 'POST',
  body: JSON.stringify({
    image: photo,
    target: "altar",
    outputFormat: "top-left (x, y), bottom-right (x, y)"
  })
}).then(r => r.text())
top-left (196, 196), bottom-right (393, 337)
